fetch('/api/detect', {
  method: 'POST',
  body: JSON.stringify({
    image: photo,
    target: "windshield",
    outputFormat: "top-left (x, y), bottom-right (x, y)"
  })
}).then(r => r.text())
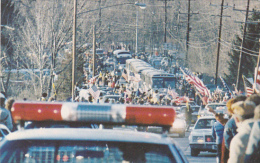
top-left (194, 119), bottom-right (216, 129)
top-left (0, 140), bottom-right (176, 163)
top-left (164, 78), bottom-right (175, 88)
top-left (152, 78), bottom-right (164, 88)
top-left (152, 77), bottom-right (175, 89)
top-left (117, 57), bottom-right (132, 64)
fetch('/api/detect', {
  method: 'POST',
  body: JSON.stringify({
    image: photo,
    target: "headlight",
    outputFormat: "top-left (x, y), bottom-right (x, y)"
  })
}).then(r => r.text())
top-left (192, 136), bottom-right (204, 143)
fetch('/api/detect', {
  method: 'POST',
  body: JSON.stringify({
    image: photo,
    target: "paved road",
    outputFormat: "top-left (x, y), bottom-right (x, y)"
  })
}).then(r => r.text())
top-left (170, 131), bottom-right (217, 163)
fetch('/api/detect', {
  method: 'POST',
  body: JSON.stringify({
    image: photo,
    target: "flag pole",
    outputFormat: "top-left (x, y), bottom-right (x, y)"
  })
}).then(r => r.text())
top-left (242, 75), bottom-right (247, 96)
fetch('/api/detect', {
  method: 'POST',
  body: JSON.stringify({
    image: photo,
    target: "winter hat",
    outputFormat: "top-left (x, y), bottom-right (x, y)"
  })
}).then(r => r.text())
top-left (232, 101), bottom-right (255, 119)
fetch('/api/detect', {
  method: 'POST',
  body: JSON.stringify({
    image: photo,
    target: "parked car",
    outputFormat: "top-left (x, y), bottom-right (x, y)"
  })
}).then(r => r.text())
top-left (189, 116), bottom-right (216, 156)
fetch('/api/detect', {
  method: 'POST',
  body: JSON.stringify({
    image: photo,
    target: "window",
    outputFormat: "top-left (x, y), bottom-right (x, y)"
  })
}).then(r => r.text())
top-left (194, 119), bottom-right (216, 129)
top-left (1, 140), bottom-right (176, 163)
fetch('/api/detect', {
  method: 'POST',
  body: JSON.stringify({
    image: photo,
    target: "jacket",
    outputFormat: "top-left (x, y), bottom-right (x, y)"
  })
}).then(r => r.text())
top-left (224, 117), bottom-right (237, 149)
top-left (244, 120), bottom-right (260, 163)
top-left (0, 107), bottom-right (13, 131)
top-left (212, 121), bottom-right (225, 145)
top-left (228, 118), bottom-right (255, 163)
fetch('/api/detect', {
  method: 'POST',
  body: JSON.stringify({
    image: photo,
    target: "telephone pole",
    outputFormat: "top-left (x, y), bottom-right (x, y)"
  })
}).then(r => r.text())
top-left (72, 0), bottom-right (77, 100)
top-left (214, 0), bottom-right (225, 86)
top-left (185, 0), bottom-right (191, 63)
top-left (236, 0), bottom-right (250, 91)
top-left (93, 25), bottom-right (96, 77)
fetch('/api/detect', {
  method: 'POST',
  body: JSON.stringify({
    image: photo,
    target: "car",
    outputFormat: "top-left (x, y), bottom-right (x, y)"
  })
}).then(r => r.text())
top-left (189, 116), bottom-right (217, 156)
top-left (103, 58), bottom-right (115, 67)
top-left (198, 103), bottom-right (227, 118)
top-left (168, 118), bottom-right (186, 138)
top-left (145, 117), bottom-right (186, 138)
top-left (178, 105), bottom-right (201, 124)
top-left (1, 102), bottom-right (189, 163)
top-left (100, 95), bottom-right (122, 103)
top-left (0, 124), bottom-right (11, 141)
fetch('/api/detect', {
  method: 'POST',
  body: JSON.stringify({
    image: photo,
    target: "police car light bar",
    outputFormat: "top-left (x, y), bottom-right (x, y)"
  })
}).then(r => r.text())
top-left (12, 102), bottom-right (176, 127)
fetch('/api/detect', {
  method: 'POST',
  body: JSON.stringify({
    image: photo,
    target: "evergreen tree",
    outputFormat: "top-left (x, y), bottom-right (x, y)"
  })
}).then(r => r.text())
top-left (225, 11), bottom-right (260, 90)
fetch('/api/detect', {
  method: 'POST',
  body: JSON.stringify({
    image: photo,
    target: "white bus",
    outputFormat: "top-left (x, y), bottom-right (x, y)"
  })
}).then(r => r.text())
top-left (142, 71), bottom-right (176, 94)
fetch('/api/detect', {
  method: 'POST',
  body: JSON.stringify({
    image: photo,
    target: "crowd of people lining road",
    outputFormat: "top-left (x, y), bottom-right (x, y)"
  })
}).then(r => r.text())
top-left (1, 76), bottom-right (260, 163)
top-left (209, 94), bottom-right (260, 163)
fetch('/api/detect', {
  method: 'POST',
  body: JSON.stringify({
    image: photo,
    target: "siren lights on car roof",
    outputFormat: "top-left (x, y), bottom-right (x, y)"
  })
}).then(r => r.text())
top-left (11, 102), bottom-right (176, 127)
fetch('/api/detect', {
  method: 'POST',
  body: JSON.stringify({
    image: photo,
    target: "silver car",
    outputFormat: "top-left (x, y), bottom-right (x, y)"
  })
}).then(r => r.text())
top-left (189, 116), bottom-right (217, 156)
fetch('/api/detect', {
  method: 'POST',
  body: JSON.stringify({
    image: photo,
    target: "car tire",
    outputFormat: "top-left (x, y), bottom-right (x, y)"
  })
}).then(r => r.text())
top-left (191, 148), bottom-right (199, 156)
top-left (179, 132), bottom-right (185, 138)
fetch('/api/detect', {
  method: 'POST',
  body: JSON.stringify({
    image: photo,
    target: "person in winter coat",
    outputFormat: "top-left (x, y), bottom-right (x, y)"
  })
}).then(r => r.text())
top-left (228, 101), bottom-right (256, 163)
top-left (244, 105), bottom-right (260, 163)
top-left (0, 93), bottom-right (13, 131)
top-left (221, 95), bottom-right (247, 163)
top-left (212, 113), bottom-right (228, 163)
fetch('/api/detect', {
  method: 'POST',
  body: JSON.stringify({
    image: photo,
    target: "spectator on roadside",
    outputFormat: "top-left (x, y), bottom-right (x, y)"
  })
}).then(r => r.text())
top-left (5, 98), bottom-right (17, 132)
top-left (212, 113), bottom-right (228, 163)
top-left (228, 101), bottom-right (256, 163)
top-left (221, 95), bottom-right (247, 163)
top-left (0, 93), bottom-right (13, 131)
top-left (244, 105), bottom-right (260, 163)
top-left (40, 93), bottom-right (47, 101)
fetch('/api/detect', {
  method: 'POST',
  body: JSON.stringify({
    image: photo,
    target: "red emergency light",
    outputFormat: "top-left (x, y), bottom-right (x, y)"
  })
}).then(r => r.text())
top-left (12, 102), bottom-right (63, 122)
top-left (11, 102), bottom-right (176, 127)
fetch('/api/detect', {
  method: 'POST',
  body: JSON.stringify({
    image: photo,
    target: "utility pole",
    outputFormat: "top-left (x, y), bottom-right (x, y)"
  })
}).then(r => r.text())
top-left (185, 0), bottom-right (191, 63)
top-left (93, 25), bottom-right (96, 77)
top-left (72, 0), bottom-right (77, 101)
top-left (214, 0), bottom-right (225, 86)
top-left (99, 0), bottom-right (101, 27)
top-left (164, 0), bottom-right (167, 57)
top-left (98, 0), bottom-right (101, 48)
top-left (236, 0), bottom-right (250, 91)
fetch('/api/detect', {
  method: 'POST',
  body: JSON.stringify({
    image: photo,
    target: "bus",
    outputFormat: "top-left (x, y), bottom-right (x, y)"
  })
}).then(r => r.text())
top-left (142, 71), bottom-right (176, 94)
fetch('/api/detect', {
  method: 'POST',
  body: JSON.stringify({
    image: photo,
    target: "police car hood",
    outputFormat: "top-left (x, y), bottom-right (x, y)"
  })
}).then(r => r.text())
top-left (5, 128), bottom-right (173, 145)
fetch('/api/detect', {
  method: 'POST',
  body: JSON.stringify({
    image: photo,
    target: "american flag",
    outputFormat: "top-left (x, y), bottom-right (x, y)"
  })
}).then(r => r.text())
top-left (242, 75), bottom-right (254, 97)
top-left (88, 75), bottom-right (99, 84)
top-left (167, 87), bottom-right (179, 99)
top-left (89, 85), bottom-right (100, 100)
top-left (254, 66), bottom-right (260, 93)
top-left (180, 67), bottom-right (210, 97)
top-left (219, 76), bottom-right (233, 98)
